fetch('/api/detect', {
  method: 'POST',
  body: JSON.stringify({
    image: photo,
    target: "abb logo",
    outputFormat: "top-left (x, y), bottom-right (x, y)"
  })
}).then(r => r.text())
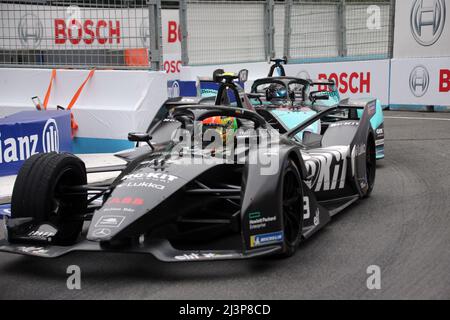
top-left (167, 20), bottom-right (181, 43)
top-left (439, 69), bottom-right (450, 93)
top-left (55, 19), bottom-right (120, 45)
top-left (318, 72), bottom-right (371, 94)
top-left (107, 197), bottom-right (144, 205)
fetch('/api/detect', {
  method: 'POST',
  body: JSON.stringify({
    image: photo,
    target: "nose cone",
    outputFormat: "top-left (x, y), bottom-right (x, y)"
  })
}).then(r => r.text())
top-left (87, 168), bottom-right (187, 242)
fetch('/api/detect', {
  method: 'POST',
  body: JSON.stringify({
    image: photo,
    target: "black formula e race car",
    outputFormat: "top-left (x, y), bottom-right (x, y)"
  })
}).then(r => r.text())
top-left (0, 74), bottom-right (376, 262)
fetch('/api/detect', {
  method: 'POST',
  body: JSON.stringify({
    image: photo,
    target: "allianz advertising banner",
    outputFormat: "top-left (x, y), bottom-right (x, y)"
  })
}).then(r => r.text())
top-left (394, 0), bottom-right (450, 58)
top-left (0, 111), bottom-right (72, 176)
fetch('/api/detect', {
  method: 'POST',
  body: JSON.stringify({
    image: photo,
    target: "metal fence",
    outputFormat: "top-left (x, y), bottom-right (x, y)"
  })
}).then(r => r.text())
top-left (0, 0), bottom-right (162, 69)
top-left (181, 0), bottom-right (395, 65)
top-left (180, 0), bottom-right (270, 65)
top-left (0, 0), bottom-right (395, 69)
top-left (344, 0), bottom-right (393, 58)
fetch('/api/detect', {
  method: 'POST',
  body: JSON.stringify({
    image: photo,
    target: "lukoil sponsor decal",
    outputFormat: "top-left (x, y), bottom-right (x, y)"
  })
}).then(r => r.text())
top-left (0, 118), bottom-right (59, 164)
top-left (118, 181), bottom-right (166, 190)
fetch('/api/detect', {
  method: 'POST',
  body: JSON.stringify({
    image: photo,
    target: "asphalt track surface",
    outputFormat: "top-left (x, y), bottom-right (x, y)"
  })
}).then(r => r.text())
top-left (0, 110), bottom-right (449, 300)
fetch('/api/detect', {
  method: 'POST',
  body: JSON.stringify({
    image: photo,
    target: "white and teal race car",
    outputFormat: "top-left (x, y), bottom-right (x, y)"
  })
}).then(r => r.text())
top-left (247, 76), bottom-right (385, 159)
top-left (194, 66), bottom-right (385, 160)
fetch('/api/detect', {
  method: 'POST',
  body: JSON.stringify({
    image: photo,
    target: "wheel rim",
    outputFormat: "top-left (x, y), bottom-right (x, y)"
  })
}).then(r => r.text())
top-left (52, 166), bottom-right (86, 220)
top-left (282, 169), bottom-right (301, 245)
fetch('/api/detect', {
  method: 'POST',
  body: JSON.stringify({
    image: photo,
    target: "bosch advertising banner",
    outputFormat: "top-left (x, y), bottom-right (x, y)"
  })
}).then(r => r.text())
top-left (0, 111), bottom-right (72, 177)
top-left (284, 59), bottom-right (391, 105)
top-left (162, 10), bottom-right (182, 76)
top-left (394, 0), bottom-right (450, 58)
top-left (0, 4), bottom-right (182, 74)
top-left (0, 4), bottom-right (149, 50)
top-left (390, 57), bottom-right (450, 107)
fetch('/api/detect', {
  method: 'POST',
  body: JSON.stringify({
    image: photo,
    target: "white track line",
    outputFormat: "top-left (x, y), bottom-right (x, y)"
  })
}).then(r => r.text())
top-left (385, 116), bottom-right (450, 121)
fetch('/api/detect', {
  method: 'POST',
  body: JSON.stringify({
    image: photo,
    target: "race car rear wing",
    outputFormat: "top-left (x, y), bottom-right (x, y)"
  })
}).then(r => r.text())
top-left (338, 98), bottom-right (377, 118)
top-left (309, 79), bottom-right (335, 87)
top-left (285, 98), bottom-right (376, 139)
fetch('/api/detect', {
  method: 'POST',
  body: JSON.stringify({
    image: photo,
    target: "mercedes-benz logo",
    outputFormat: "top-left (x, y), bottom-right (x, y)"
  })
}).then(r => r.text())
top-left (409, 65), bottom-right (430, 97)
top-left (93, 228), bottom-right (111, 238)
top-left (18, 13), bottom-right (43, 49)
top-left (410, 0), bottom-right (446, 46)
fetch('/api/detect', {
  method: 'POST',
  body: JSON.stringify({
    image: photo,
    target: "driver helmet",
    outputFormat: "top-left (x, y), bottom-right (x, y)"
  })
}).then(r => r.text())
top-left (202, 116), bottom-right (238, 142)
top-left (266, 84), bottom-right (288, 101)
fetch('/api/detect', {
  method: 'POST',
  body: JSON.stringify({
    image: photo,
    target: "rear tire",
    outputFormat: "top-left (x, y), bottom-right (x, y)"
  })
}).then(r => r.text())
top-left (11, 152), bottom-right (87, 245)
top-left (364, 136), bottom-right (376, 197)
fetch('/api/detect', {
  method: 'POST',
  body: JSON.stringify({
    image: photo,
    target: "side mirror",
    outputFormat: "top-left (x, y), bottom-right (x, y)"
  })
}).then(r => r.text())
top-left (309, 91), bottom-right (330, 103)
top-left (238, 69), bottom-right (248, 83)
top-left (128, 132), bottom-right (154, 150)
top-left (128, 132), bottom-right (151, 142)
top-left (302, 131), bottom-right (322, 148)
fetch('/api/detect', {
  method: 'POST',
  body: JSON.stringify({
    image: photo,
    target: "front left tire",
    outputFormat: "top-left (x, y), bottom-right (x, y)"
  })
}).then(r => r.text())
top-left (10, 152), bottom-right (87, 245)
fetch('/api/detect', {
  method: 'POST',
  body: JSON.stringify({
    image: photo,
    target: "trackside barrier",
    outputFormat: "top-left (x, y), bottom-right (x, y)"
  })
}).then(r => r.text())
top-left (390, 57), bottom-right (450, 111)
top-left (0, 68), bottom-right (169, 153)
top-left (178, 60), bottom-right (391, 106)
top-left (177, 58), bottom-right (449, 111)
top-left (0, 110), bottom-right (72, 176)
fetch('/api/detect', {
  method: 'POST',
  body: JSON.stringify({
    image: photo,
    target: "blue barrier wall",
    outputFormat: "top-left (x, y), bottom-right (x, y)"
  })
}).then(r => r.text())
top-left (0, 110), bottom-right (72, 176)
top-left (0, 203), bottom-right (10, 219)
